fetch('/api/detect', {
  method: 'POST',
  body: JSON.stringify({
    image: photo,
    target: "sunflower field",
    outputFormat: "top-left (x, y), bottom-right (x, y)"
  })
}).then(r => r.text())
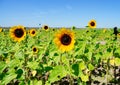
top-left (0, 23), bottom-right (120, 85)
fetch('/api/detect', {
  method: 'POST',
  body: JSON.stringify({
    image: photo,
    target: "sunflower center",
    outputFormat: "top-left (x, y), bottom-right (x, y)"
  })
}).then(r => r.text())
top-left (90, 22), bottom-right (95, 26)
top-left (14, 28), bottom-right (24, 38)
top-left (32, 31), bottom-right (35, 34)
top-left (44, 26), bottom-right (48, 30)
top-left (61, 34), bottom-right (71, 45)
top-left (53, 29), bottom-right (55, 31)
top-left (33, 48), bottom-right (37, 52)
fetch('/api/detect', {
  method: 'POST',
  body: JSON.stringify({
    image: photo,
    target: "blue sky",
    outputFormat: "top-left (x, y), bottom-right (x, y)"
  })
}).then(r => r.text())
top-left (0, 0), bottom-right (120, 28)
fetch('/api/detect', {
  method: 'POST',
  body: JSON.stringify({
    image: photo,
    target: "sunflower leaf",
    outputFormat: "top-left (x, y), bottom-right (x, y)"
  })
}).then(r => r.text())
top-left (88, 63), bottom-right (94, 71)
top-left (48, 65), bottom-right (67, 83)
top-left (114, 58), bottom-right (120, 66)
top-left (1, 73), bottom-right (17, 85)
top-left (79, 61), bottom-right (86, 70)
top-left (0, 61), bottom-right (6, 73)
top-left (27, 61), bottom-right (39, 70)
top-left (72, 63), bottom-right (79, 76)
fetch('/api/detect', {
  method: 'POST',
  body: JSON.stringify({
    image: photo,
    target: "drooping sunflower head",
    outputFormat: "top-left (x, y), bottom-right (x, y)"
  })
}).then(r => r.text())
top-left (29, 28), bottom-right (36, 37)
top-left (113, 27), bottom-right (118, 35)
top-left (10, 25), bottom-right (26, 42)
top-left (54, 28), bottom-right (75, 52)
top-left (42, 25), bottom-right (49, 31)
top-left (88, 19), bottom-right (96, 29)
top-left (32, 46), bottom-right (38, 53)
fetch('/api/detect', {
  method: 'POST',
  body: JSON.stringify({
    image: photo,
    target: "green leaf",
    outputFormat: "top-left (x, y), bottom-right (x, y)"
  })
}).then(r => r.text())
top-left (0, 61), bottom-right (6, 73)
top-left (85, 26), bottom-right (89, 28)
top-left (79, 61), bottom-right (86, 70)
top-left (1, 73), bottom-right (17, 85)
top-left (115, 47), bottom-right (120, 54)
top-left (27, 61), bottom-right (39, 70)
top-left (115, 58), bottom-right (120, 66)
top-left (30, 79), bottom-right (42, 85)
top-left (84, 48), bottom-right (89, 53)
top-left (16, 69), bottom-right (23, 79)
top-left (14, 51), bottom-right (24, 60)
top-left (74, 42), bottom-right (86, 56)
top-left (88, 63), bottom-right (94, 71)
top-left (62, 56), bottom-right (69, 66)
top-left (54, 52), bottom-right (59, 56)
top-left (2, 53), bottom-right (8, 58)
top-left (19, 81), bottom-right (25, 85)
top-left (107, 47), bottom-right (112, 52)
top-left (8, 59), bottom-right (20, 68)
top-left (78, 70), bottom-right (89, 82)
top-left (80, 42), bottom-right (86, 54)
top-left (80, 74), bottom-right (89, 82)
top-left (48, 65), bottom-right (67, 83)
top-left (95, 43), bottom-right (99, 49)
top-left (53, 55), bottom-right (60, 65)
top-left (44, 66), bottom-right (53, 72)
top-left (103, 51), bottom-right (113, 60)
top-left (86, 52), bottom-right (92, 61)
top-left (72, 64), bottom-right (79, 76)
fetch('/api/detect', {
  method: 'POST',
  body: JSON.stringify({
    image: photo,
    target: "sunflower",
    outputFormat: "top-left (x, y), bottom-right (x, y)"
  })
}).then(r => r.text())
top-left (0, 28), bottom-right (3, 32)
top-left (88, 19), bottom-right (96, 28)
top-left (54, 28), bottom-right (75, 52)
top-left (103, 28), bottom-right (107, 33)
top-left (52, 28), bottom-right (55, 31)
top-left (42, 25), bottom-right (49, 31)
top-left (32, 46), bottom-right (38, 53)
top-left (86, 30), bottom-right (89, 33)
top-left (117, 33), bottom-right (120, 38)
top-left (29, 28), bottom-right (36, 37)
top-left (10, 25), bottom-right (26, 42)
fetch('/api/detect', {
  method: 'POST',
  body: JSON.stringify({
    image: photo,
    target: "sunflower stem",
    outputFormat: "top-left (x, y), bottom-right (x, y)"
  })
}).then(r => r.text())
top-left (24, 54), bottom-right (28, 84)
top-left (60, 53), bottom-right (63, 65)
top-left (65, 51), bottom-right (73, 85)
top-left (24, 34), bottom-right (29, 84)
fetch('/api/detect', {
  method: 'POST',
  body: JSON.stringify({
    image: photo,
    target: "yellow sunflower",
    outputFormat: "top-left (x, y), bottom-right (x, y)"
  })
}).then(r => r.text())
top-left (54, 28), bottom-right (75, 52)
top-left (117, 33), bottom-right (120, 38)
top-left (32, 46), bottom-right (38, 53)
top-left (10, 25), bottom-right (26, 42)
top-left (52, 28), bottom-right (55, 31)
top-left (88, 19), bottom-right (96, 28)
top-left (0, 28), bottom-right (3, 32)
top-left (103, 28), bottom-right (107, 33)
top-left (29, 28), bottom-right (36, 37)
top-left (42, 25), bottom-right (49, 31)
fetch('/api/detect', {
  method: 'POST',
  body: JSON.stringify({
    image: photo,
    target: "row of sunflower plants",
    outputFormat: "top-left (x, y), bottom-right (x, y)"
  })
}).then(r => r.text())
top-left (0, 20), bottom-right (120, 85)
top-left (0, 25), bottom-right (51, 85)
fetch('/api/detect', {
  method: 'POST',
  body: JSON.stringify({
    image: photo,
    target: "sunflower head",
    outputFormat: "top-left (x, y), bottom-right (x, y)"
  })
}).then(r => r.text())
top-left (52, 28), bottom-right (55, 31)
top-left (0, 28), bottom-right (3, 32)
top-left (29, 28), bottom-right (36, 37)
top-left (117, 33), bottom-right (120, 38)
top-left (32, 46), bottom-right (38, 53)
top-left (88, 19), bottom-right (96, 29)
top-left (72, 26), bottom-right (76, 30)
top-left (54, 28), bottom-right (75, 52)
top-left (10, 25), bottom-right (26, 42)
top-left (103, 28), bottom-right (107, 33)
top-left (43, 25), bottom-right (49, 31)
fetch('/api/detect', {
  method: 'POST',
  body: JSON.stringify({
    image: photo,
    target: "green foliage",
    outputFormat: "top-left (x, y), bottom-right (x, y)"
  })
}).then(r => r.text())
top-left (47, 65), bottom-right (67, 83)
top-left (0, 28), bottom-right (119, 84)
